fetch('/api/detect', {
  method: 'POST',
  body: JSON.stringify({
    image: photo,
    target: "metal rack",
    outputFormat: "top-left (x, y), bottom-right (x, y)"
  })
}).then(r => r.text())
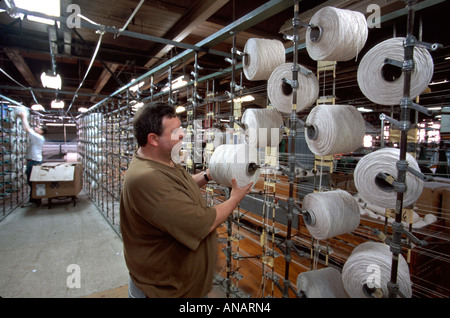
top-left (0, 101), bottom-right (30, 220)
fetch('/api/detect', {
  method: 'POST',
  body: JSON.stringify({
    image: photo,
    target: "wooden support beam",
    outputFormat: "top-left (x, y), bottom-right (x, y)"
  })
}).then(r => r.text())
top-left (90, 63), bottom-right (119, 102)
top-left (144, 0), bottom-right (230, 68)
top-left (4, 47), bottom-right (40, 88)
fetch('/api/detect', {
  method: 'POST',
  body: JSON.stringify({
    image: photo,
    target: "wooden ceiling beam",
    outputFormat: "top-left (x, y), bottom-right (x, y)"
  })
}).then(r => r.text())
top-left (144, 0), bottom-right (230, 68)
top-left (90, 63), bottom-right (120, 102)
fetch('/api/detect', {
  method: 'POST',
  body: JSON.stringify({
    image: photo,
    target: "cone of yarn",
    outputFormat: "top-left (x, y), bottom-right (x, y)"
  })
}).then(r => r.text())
top-left (297, 267), bottom-right (348, 298)
top-left (306, 6), bottom-right (368, 61)
top-left (243, 38), bottom-right (286, 81)
top-left (209, 143), bottom-right (260, 188)
top-left (242, 108), bottom-right (284, 148)
top-left (353, 147), bottom-right (423, 209)
top-left (342, 241), bottom-right (412, 298)
top-left (267, 63), bottom-right (319, 114)
top-left (302, 189), bottom-right (361, 240)
top-left (357, 37), bottom-right (434, 105)
top-left (305, 104), bottom-right (366, 156)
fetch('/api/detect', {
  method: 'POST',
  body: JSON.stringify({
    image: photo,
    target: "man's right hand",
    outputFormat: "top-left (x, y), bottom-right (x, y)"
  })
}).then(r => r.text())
top-left (229, 178), bottom-right (253, 205)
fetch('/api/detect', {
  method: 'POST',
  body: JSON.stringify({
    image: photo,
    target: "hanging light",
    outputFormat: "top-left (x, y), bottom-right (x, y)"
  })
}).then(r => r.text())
top-left (162, 75), bottom-right (189, 92)
top-left (14, 0), bottom-right (61, 26)
top-left (129, 79), bottom-right (145, 93)
top-left (41, 71), bottom-right (62, 90)
top-left (176, 105), bottom-right (186, 113)
top-left (31, 104), bottom-right (45, 111)
top-left (51, 99), bottom-right (64, 109)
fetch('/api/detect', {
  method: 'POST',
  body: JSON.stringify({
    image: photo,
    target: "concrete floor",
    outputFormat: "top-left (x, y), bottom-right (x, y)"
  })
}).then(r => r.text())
top-left (0, 191), bottom-right (129, 298)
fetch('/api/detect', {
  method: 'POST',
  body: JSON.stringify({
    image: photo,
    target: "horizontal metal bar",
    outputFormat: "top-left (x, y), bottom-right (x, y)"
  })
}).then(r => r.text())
top-left (0, 85), bottom-right (110, 98)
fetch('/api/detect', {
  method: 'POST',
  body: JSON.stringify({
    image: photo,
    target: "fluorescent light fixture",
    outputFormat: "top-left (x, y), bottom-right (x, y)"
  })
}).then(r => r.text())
top-left (15, 0), bottom-right (60, 26)
top-left (162, 75), bottom-right (189, 92)
top-left (129, 79), bottom-right (145, 93)
top-left (428, 107), bottom-right (442, 111)
top-left (429, 79), bottom-right (448, 86)
top-left (31, 104), bottom-right (45, 111)
top-left (78, 107), bottom-right (88, 113)
top-left (130, 100), bottom-right (144, 112)
top-left (51, 99), bottom-right (64, 109)
top-left (176, 105), bottom-right (186, 113)
top-left (227, 95), bottom-right (255, 103)
top-left (41, 71), bottom-right (61, 89)
top-left (46, 123), bottom-right (76, 127)
top-left (445, 56), bottom-right (450, 60)
top-left (357, 107), bottom-right (373, 113)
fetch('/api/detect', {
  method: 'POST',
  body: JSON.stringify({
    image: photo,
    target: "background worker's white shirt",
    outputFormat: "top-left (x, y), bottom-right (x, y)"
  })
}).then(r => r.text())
top-left (26, 130), bottom-right (45, 161)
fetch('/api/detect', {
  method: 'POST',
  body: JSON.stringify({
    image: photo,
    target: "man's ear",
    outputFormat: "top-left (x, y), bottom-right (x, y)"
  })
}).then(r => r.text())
top-left (147, 133), bottom-right (159, 147)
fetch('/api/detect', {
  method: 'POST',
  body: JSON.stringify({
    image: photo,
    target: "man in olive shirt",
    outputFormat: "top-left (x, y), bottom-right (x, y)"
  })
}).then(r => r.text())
top-left (120, 102), bottom-right (253, 298)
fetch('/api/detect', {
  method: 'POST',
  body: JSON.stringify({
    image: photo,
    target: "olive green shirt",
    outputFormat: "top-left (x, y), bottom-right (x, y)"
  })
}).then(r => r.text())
top-left (120, 152), bottom-right (217, 297)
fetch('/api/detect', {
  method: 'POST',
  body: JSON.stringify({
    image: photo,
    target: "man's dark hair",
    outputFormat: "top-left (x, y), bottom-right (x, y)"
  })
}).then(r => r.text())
top-left (39, 124), bottom-right (48, 135)
top-left (133, 102), bottom-right (177, 147)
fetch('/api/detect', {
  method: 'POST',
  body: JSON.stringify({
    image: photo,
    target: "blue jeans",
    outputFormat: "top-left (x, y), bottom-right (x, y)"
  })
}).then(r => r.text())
top-left (26, 160), bottom-right (42, 204)
top-left (128, 277), bottom-right (147, 298)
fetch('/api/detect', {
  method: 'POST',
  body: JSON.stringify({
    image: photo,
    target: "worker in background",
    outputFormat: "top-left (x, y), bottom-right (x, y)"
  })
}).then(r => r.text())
top-left (18, 109), bottom-right (48, 207)
top-left (120, 101), bottom-right (253, 298)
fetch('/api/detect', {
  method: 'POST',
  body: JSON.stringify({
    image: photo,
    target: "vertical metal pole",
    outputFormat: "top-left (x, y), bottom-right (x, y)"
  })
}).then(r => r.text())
top-left (192, 52), bottom-right (199, 175)
top-left (388, 0), bottom-right (416, 298)
top-left (225, 31), bottom-right (237, 298)
top-left (150, 75), bottom-right (154, 102)
top-left (283, 0), bottom-right (300, 298)
top-left (168, 65), bottom-right (173, 106)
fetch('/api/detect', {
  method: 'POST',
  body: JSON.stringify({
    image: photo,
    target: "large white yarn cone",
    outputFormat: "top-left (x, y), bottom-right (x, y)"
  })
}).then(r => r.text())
top-left (267, 63), bottom-right (319, 114)
top-left (342, 241), bottom-right (412, 298)
top-left (302, 189), bottom-right (361, 240)
top-left (305, 104), bottom-right (366, 156)
top-left (297, 267), bottom-right (348, 298)
top-left (242, 108), bottom-right (284, 149)
top-left (306, 6), bottom-right (368, 61)
top-left (243, 38), bottom-right (286, 81)
top-left (357, 37), bottom-right (434, 105)
top-left (353, 148), bottom-right (423, 209)
top-left (209, 143), bottom-right (260, 188)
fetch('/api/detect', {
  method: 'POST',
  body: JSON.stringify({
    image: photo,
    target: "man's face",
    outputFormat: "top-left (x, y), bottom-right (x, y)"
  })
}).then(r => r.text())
top-left (34, 126), bottom-right (44, 135)
top-left (158, 116), bottom-right (185, 156)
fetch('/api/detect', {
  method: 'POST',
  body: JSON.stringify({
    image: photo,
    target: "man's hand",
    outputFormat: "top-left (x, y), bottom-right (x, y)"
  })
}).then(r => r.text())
top-left (229, 178), bottom-right (253, 205)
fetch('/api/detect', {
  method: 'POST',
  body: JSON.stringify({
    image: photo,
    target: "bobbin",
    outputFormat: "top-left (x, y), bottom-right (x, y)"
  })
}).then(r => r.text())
top-left (300, 209), bottom-right (316, 226)
top-left (246, 162), bottom-right (260, 176)
top-left (305, 123), bottom-right (318, 141)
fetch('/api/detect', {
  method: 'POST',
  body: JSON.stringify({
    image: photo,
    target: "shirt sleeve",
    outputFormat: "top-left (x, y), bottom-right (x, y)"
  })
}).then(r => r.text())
top-left (130, 171), bottom-right (216, 251)
top-left (28, 129), bottom-right (44, 143)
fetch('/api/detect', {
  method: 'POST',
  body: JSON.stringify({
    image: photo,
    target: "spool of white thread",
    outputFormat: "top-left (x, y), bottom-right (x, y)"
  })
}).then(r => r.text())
top-left (302, 189), bottom-right (360, 240)
top-left (353, 148), bottom-right (423, 209)
top-left (242, 108), bottom-right (284, 148)
top-left (424, 213), bottom-right (437, 225)
top-left (357, 37), bottom-right (434, 105)
top-left (11, 106), bottom-right (29, 121)
top-left (306, 6), bottom-right (368, 61)
top-left (209, 143), bottom-right (260, 188)
top-left (305, 104), bottom-right (366, 156)
top-left (342, 241), bottom-right (412, 298)
top-left (243, 38), bottom-right (286, 81)
top-left (297, 267), bottom-right (348, 298)
top-left (267, 63), bottom-right (319, 114)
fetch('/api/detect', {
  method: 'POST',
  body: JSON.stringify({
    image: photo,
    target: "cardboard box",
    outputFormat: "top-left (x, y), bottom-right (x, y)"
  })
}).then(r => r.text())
top-left (30, 162), bottom-right (82, 199)
top-left (414, 182), bottom-right (450, 217)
